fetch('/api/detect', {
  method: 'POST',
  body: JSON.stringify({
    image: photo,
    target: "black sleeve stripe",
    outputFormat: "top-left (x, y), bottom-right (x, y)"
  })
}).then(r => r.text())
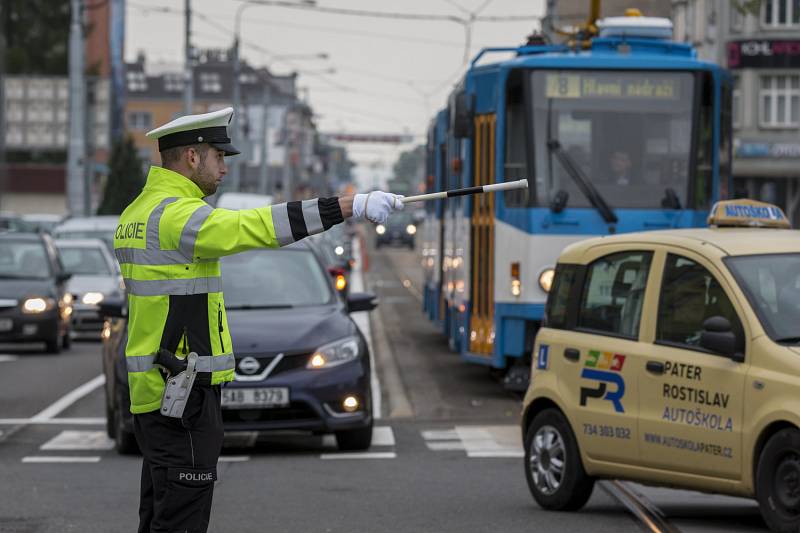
top-left (318, 197), bottom-right (344, 230)
top-left (286, 201), bottom-right (309, 241)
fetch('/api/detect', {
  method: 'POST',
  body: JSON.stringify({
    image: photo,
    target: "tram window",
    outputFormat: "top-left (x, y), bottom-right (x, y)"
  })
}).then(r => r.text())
top-left (505, 71), bottom-right (531, 208)
top-left (531, 70), bottom-right (695, 210)
top-left (577, 251), bottom-right (652, 338)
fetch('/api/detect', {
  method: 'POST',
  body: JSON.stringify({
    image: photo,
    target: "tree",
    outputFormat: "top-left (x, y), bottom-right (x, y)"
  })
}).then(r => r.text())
top-left (97, 136), bottom-right (145, 215)
top-left (3, 0), bottom-right (71, 75)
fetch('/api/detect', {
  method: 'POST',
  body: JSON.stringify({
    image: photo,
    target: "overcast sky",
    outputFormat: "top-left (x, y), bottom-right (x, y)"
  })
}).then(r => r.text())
top-left (126, 0), bottom-right (544, 189)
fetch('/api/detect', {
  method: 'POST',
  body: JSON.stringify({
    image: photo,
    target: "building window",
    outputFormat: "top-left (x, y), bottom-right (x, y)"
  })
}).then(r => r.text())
top-left (126, 71), bottom-right (147, 92)
top-left (759, 75), bottom-right (800, 128)
top-left (164, 74), bottom-right (184, 92)
top-left (128, 111), bottom-right (153, 131)
top-left (730, 3), bottom-right (744, 31)
top-left (199, 72), bottom-right (221, 93)
top-left (762, 0), bottom-right (800, 27)
top-left (733, 75), bottom-right (742, 128)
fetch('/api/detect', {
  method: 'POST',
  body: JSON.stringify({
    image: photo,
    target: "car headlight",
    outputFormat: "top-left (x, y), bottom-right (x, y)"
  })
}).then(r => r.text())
top-left (539, 268), bottom-right (555, 293)
top-left (375, 224), bottom-right (386, 235)
top-left (82, 292), bottom-right (105, 305)
top-left (334, 245), bottom-right (344, 256)
top-left (307, 337), bottom-right (360, 369)
top-left (22, 297), bottom-right (54, 314)
top-left (406, 224), bottom-right (417, 235)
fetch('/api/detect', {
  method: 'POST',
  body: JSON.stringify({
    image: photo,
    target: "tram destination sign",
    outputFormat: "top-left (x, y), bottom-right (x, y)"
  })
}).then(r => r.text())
top-left (727, 40), bottom-right (800, 69)
top-left (545, 72), bottom-right (680, 100)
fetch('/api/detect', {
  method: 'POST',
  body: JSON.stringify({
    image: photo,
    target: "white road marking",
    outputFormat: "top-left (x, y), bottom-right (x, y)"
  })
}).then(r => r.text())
top-left (320, 452), bottom-right (396, 460)
top-left (0, 355), bottom-right (18, 362)
top-left (218, 456), bottom-right (250, 462)
top-left (350, 236), bottom-right (381, 420)
top-left (31, 375), bottom-right (105, 422)
top-left (22, 456), bottom-right (101, 463)
top-left (421, 429), bottom-right (459, 441)
top-left (40, 430), bottom-right (114, 451)
top-left (425, 441), bottom-right (465, 451)
top-left (370, 426), bottom-right (395, 447)
top-left (0, 417), bottom-right (105, 425)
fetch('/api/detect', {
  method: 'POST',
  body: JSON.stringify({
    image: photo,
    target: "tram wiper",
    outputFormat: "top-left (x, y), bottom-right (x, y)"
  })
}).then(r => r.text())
top-left (547, 139), bottom-right (618, 224)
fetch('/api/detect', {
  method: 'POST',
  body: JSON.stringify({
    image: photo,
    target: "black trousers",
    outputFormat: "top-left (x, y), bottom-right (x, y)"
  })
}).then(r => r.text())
top-left (134, 385), bottom-right (224, 533)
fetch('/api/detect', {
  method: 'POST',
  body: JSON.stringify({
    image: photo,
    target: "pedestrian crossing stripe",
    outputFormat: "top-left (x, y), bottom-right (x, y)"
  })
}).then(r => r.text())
top-left (41, 430), bottom-right (115, 451)
top-left (422, 425), bottom-right (523, 458)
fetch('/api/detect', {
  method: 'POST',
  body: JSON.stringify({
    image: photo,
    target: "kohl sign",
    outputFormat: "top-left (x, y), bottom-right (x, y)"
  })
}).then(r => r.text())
top-left (728, 40), bottom-right (800, 69)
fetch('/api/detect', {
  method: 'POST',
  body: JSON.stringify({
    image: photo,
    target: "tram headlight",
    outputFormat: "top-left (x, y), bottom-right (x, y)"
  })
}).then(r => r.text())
top-left (539, 268), bottom-right (555, 293)
top-left (510, 261), bottom-right (522, 297)
top-left (375, 224), bottom-right (386, 235)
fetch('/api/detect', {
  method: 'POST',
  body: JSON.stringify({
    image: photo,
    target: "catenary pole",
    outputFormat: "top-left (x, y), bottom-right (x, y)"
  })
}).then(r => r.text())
top-left (183, 0), bottom-right (194, 115)
top-left (67, 0), bottom-right (87, 216)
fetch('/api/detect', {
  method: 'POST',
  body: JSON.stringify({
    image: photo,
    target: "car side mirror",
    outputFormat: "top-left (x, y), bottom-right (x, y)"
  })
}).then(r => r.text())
top-left (700, 316), bottom-right (742, 361)
top-left (98, 299), bottom-right (127, 318)
top-left (56, 272), bottom-right (72, 284)
top-left (347, 292), bottom-right (378, 313)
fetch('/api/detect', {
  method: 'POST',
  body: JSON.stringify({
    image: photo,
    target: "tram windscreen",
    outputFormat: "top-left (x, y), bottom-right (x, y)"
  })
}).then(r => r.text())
top-left (531, 70), bottom-right (695, 209)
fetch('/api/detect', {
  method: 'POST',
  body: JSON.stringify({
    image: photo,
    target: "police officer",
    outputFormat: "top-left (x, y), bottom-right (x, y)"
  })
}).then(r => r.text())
top-left (114, 107), bottom-right (402, 533)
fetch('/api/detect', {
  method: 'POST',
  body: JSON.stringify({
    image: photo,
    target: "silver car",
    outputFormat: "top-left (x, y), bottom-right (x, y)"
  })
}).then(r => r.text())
top-left (53, 216), bottom-right (119, 252)
top-left (55, 239), bottom-right (123, 339)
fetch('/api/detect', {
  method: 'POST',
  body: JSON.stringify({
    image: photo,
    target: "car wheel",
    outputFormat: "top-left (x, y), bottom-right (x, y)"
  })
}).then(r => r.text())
top-left (115, 388), bottom-right (139, 455)
top-left (335, 423), bottom-right (373, 451)
top-left (524, 408), bottom-right (594, 511)
top-left (756, 428), bottom-right (800, 532)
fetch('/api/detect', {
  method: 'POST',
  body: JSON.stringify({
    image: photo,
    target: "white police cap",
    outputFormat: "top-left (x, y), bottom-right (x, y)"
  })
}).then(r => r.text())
top-left (145, 107), bottom-right (240, 156)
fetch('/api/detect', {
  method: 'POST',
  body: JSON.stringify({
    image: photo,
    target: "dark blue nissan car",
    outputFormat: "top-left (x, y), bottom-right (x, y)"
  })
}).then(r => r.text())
top-left (102, 240), bottom-right (377, 454)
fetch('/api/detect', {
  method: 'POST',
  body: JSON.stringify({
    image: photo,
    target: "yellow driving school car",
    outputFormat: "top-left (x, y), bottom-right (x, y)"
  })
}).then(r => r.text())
top-left (521, 200), bottom-right (800, 532)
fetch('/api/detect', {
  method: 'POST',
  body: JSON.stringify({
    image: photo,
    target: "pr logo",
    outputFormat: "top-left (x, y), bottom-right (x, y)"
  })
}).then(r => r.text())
top-left (579, 350), bottom-right (626, 413)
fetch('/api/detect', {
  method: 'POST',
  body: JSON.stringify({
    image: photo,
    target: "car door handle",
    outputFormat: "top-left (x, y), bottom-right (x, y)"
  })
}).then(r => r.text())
top-left (564, 348), bottom-right (580, 362)
top-left (646, 361), bottom-right (665, 374)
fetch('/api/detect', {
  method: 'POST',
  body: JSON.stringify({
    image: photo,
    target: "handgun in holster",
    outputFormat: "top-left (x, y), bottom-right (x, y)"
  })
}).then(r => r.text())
top-left (153, 348), bottom-right (198, 419)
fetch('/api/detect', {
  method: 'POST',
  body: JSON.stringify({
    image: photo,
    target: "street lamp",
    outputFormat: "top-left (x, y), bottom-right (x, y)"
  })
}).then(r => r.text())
top-left (230, 0), bottom-right (317, 191)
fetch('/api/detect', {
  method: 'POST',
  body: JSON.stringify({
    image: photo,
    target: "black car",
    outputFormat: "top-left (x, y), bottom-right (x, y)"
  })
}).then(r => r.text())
top-left (375, 211), bottom-right (416, 249)
top-left (0, 232), bottom-right (73, 353)
top-left (102, 240), bottom-right (378, 454)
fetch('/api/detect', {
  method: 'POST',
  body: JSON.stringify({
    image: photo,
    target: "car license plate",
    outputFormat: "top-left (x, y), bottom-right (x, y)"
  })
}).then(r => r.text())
top-left (0, 318), bottom-right (11, 332)
top-left (221, 387), bottom-right (289, 409)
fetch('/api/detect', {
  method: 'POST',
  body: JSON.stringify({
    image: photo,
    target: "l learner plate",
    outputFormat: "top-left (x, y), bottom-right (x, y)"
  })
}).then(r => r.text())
top-left (222, 387), bottom-right (289, 409)
top-left (0, 318), bottom-right (12, 332)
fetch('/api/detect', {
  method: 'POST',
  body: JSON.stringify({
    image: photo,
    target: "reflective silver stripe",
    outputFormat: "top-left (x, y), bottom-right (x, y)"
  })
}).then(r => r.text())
top-left (147, 197), bottom-right (178, 250)
top-left (270, 203), bottom-right (294, 246)
top-left (126, 353), bottom-right (235, 373)
top-left (123, 276), bottom-right (222, 296)
top-left (115, 247), bottom-right (188, 266)
top-left (301, 199), bottom-right (323, 235)
top-left (179, 204), bottom-right (213, 260)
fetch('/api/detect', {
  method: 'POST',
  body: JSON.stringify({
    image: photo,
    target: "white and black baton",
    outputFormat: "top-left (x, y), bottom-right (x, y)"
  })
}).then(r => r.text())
top-left (401, 179), bottom-right (528, 204)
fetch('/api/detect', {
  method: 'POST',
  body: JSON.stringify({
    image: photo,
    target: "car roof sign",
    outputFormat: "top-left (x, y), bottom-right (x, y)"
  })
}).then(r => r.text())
top-left (707, 199), bottom-right (791, 229)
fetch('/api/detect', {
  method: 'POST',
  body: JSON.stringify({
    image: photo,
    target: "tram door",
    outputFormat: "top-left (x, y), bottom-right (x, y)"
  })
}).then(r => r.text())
top-left (438, 142), bottom-right (447, 323)
top-left (469, 114), bottom-right (496, 356)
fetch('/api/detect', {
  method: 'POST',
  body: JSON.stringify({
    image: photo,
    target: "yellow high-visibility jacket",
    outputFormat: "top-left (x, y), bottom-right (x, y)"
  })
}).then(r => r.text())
top-left (114, 166), bottom-right (343, 414)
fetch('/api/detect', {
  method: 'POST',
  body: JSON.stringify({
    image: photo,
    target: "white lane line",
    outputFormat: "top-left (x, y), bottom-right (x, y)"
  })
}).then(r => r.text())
top-left (0, 355), bottom-right (18, 362)
top-left (350, 236), bottom-right (382, 420)
top-left (31, 375), bottom-right (105, 422)
top-left (22, 456), bottom-right (101, 463)
top-left (219, 456), bottom-right (250, 462)
top-left (371, 426), bottom-right (395, 447)
top-left (41, 430), bottom-right (114, 451)
top-left (320, 452), bottom-right (396, 460)
top-left (0, 417), bottom-right (105, 425)
top-left (467, 450), bottom-right (524, 458)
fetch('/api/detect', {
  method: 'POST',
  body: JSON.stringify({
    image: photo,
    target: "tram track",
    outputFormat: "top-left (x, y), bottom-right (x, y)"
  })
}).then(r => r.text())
top-left (600, 480), bottom-right (681, 533)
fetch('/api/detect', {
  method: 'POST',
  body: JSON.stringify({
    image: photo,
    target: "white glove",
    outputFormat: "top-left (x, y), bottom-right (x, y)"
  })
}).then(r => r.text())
top-left (352, 191), bottom-right (404, 225)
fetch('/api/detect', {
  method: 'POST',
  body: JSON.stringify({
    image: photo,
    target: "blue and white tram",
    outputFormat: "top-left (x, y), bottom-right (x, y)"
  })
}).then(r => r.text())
top-left (421, 14), bottom-right (734, 388)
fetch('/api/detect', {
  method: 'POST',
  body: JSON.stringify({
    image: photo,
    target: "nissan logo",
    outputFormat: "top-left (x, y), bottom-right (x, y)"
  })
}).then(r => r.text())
top-left (238, 357), bottom-right (260, 375)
